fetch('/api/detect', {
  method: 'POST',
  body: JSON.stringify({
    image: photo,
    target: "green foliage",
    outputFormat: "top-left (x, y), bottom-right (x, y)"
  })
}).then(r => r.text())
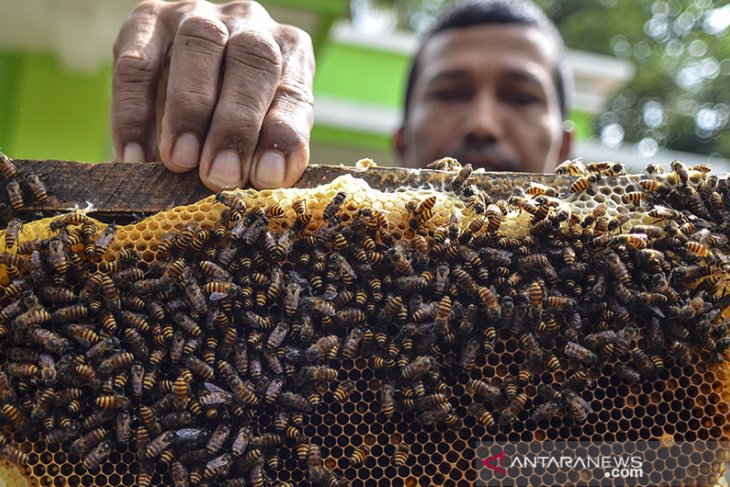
top-left (367, 0), bottom-right (730, 156)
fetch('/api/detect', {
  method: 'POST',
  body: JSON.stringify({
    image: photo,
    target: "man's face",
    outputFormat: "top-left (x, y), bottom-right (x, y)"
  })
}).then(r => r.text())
top-left (397, 24), bottom-right (571, 172)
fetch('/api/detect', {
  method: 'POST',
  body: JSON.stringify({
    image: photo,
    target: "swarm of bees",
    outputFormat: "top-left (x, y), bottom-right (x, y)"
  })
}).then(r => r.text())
top-left (0, 153), bottom-right (729, 486)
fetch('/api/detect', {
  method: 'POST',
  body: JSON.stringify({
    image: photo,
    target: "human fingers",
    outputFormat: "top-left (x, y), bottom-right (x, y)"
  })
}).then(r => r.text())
top-left (112, 1), bottom-right (179, 163)
top-left (197, 3), bottom-right (284, 190)
top-left (248, 24), bottom-right (315, 189)
top-left (157, 1), bottom-right (229, 173)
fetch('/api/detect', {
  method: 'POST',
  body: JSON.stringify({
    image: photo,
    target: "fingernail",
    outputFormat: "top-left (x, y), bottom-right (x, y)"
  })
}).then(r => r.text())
top-left (208, 150), bottom-right (242, 189)
top-left (171, 133), bottom-right (200, 169)
top-left (253, 150), bottom-right (286, 188)
top-left (123, 142), bottom-right (145, 163)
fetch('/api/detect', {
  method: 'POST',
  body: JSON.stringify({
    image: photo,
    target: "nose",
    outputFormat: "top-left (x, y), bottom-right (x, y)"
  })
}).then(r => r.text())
top-left (464, 92), bottom-right (503, 143)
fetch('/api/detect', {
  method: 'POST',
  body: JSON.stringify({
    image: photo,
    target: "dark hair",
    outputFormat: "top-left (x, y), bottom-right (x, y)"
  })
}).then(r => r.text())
top-left (402, 0), bottom-right (573, 120)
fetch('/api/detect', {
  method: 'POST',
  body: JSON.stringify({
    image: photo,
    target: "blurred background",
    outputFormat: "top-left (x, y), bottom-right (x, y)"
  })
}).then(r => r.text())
top-left (0, 0), bottom-right (727, 172)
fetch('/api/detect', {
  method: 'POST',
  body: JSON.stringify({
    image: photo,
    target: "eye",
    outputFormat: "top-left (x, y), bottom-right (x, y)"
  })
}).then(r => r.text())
top-left (503, 90), bottom-right (542, 106)
top-left (430, 88), bottom-right (472, 102)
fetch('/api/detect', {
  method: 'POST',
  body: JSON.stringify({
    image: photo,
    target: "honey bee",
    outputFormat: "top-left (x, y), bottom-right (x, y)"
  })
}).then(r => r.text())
top-left (200, 383), bottom-right (233, 407)
top-left (520, 332), bottom-right (544, 368)
top-left (300, 365), bottom-right (338, 383)
top-left (0, 153), bottom-right (17, 177)
top-left (562, 389), bottom-right (592, 424)
top-left (38, 285), bottom-right (76, 306)
top-left (622, 191), bottom-right (650, 205)
top-left (588, 161), bottom-right (626, 176)
top-left (96, 394), bottom-right (130, 410)
top-left (4, 218), bottom-right (22, 249)
top-left (172, 373), bottom-right (191, 409)
top-left (689, 163), bottom-right (711, 174)
top-left (674, 292), bottom-right (708, 320)
top-left (306, 335), bottom-right (340, 363)
top-left (531, 400), bottom-right (562, 424)
top-left (28, 327), bottom-right (69, 354)
top-left (0, 371), bottom-right (14, 403)
top-left (184, 355), bottom-right (215, 381)
top-left (615, 363), bottom-right (642, 383)
top-left (526, 278), bottom-right (545, 310)
top-left (393, 443), bottom-right (411, 467)
top-left (225, 369), bottom-right (259, 406)
top-left (215, 191), bottom-right (247, 213)
top-left (13, 305), bottom-right (52, 329)
top-left (555, 158), bottom-right (588, 175)
top-left (460, 338), bottom-right (480, 371)
top-left (524, 182), bottom-right (557, 197)
top-left (263, 321), bottom-right (289, 351)
top-left (545, 353), bottom-right (561, 372)
top-left (563, 341), bottom-right (597, 366)
top-left (142, 430), bottom-right (175, 460)
top-left (643, 163), bottom-right (665, 175)
top-left (72, 426), bottom-right (108, 456)
top-left (465, 379), bottom-right (502, 404)
top-left (115, 409), bottom-right (132, 443)
top-left (477, 286), bottom-right (501, 323)
top-left (122, 328), bottom-right (149, 361)
top-left (401, 355), bottom-right (433, 379)
top-left (386, 244), bottom-right (414, 276)
top-left (323, 191), bottom-right (347, 220)
top-left (172, 312), bottom-right (202, 337)
top-left (339, 327), bottom-right (364, 360)
top-left (25, 173), bottom-right (48, 202)
top-left (65, 323), bottom-right (101, 348)
top-left (92, 224), bottom-right (117, 258)
top-left (228, 341), bottom-right (248, 378)
top-left (647, 205), bottom-right (678, 221)
top-left (569, 173), bottom-right (600, 194)
top-left (6, 180), bottom-right (23, 209)
top-left (638, 178), bottom-right (666, 194)
top-left (685, 241), bottom-right (711, 258)
top-left (45, 422), bottom-right (79, 444)
top-left (380, 382), bottom-right (395, 418)
top-left (6, 362), bottom-right (39, 380)
top-left (634, 291), bottom-right (668, 306)
top-left (0, 402), bottom-right (27, 430)
top-left (465, 403), bottom-right (495, 432)
top-left (499, 392), bottom-right (528, 427)
top-left (670, 160), bottom-right (689, 185)
top-left (260, 202), bottom-right (285, 220)
top-left (82, 440), bottom-right (111, 472)
top-left (412, 195), bottom-right (437, 228)
top-left (342, 443), bottom-right (371, 467)
top-left (670, 340), bottom-right (691, 365)
top-left (171, 460), bottom-right (189, 487)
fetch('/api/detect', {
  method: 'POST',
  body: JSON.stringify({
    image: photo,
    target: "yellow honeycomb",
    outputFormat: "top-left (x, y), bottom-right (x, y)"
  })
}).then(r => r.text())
top-left (0, 158), bottom-right (729, 486)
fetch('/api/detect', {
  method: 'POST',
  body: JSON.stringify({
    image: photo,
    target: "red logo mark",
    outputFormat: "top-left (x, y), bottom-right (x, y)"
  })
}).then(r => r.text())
top-left (482, 451), bottom-right (507, 476)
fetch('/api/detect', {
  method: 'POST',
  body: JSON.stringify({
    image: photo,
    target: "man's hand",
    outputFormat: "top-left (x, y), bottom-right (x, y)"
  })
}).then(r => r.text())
top-left (112, 0), bottom-right (315, 190)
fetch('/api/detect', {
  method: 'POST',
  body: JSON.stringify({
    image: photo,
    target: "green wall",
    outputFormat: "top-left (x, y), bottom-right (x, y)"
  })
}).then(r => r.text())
top-left (1, 52), bottom-right (112, 162)
top-left (314, 42), bottom-right (408, 108)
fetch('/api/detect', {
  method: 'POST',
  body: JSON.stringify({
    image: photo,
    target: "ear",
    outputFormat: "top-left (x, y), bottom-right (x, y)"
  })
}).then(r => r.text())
top-left (393, 127), bottom-right (406, 161)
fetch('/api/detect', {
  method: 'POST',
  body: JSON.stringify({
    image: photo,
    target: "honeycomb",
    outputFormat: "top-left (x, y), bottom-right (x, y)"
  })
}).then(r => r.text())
top-left (0, 154), bottom-right (729, 486)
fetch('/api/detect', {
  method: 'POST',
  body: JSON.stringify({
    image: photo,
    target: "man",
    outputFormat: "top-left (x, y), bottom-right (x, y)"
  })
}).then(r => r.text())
top-left (112, 0), bottom-right (572, 191)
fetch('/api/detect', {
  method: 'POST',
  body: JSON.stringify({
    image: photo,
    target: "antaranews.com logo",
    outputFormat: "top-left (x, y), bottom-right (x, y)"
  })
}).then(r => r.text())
top-left (476, 441), bottom-right (730, 486)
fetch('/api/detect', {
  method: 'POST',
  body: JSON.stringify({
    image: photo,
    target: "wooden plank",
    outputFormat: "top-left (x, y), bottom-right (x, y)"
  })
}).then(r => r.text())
top-left (15, 158), bottom-right (713, 219)
top-left (13, 159), bottom-right (576, 216)
top-left (15, 159), bottom-right (213, 216)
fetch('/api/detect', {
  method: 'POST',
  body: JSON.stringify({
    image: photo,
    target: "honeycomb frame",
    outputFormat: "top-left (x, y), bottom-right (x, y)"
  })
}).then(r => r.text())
top-left (0, 157), bottom-right (728, 486)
